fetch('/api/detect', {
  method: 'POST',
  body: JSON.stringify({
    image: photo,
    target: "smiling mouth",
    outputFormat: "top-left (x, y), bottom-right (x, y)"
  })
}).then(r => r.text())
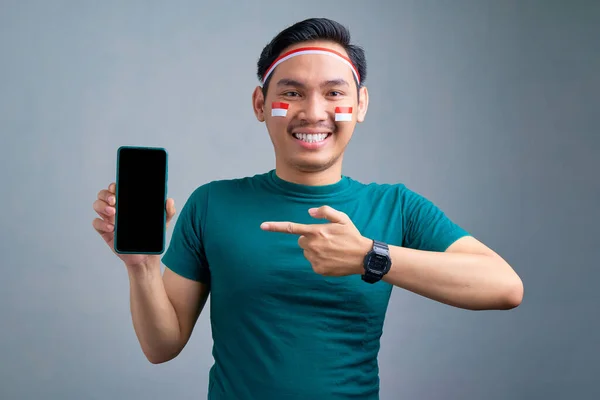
top-left (292, 132), bottom-right (331, 143)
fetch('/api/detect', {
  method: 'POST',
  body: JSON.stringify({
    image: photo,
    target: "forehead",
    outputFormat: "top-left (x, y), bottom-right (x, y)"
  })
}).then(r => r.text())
top-left (268, 41), bottom-right (356, 86)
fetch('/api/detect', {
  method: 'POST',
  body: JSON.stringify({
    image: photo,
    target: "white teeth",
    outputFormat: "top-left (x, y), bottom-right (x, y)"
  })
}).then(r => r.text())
top-left (293, 133), bottom-right (329, 143)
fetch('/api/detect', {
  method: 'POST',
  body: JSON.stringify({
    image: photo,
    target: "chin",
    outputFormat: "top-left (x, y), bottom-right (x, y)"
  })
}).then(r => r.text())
top-left (289, 154), bottom-right (341, 173)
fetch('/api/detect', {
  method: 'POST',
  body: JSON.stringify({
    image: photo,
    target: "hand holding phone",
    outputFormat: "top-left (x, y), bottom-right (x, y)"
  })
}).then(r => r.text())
top-left (92, 146), bottom-right (175, 267)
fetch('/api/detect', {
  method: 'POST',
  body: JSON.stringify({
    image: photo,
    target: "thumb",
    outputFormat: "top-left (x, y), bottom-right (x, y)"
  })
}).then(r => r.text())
top-left (308, 205), bottom-right (348, 224)
top-left (166, 198), bottom-right (176, 227)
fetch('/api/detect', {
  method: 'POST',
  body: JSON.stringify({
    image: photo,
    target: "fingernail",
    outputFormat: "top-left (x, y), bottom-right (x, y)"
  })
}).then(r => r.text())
top-left (308, 208), bottom-right (317, 215)
top-left (108, 196), bottom-right (115, 204)
top-left (260, 223), bottom-right (269, 230)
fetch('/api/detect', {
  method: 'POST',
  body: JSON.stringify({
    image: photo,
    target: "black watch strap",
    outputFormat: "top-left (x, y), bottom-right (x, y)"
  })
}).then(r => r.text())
top-left (362, 271), bottom-right (382, 283)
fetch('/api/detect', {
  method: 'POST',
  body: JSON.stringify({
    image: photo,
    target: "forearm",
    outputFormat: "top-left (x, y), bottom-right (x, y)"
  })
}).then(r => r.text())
top-left (126, 258), bottom-right (183, 363)
top-left (383, 245), bottom-right (523, 310)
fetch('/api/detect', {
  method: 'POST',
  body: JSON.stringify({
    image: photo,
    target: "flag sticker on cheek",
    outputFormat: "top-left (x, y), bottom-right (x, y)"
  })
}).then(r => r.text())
top-left (271, 102), bottom-right (289, 117)
top-left (335, 107), bottom-right (353, 122)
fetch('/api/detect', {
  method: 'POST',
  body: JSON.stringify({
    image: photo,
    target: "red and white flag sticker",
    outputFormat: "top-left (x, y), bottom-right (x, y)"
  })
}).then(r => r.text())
top-left (271, 102), bottom-right (289, 117)
top-left (335, 106), bottom-right (353, 122)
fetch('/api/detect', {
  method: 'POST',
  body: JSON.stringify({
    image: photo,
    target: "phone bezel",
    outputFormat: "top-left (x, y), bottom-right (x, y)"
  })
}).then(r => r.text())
top-left (113, 145), bottom-right (168, 255)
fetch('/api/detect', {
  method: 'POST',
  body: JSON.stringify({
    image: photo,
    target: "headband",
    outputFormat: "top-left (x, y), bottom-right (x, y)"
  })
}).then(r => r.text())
top-left (261, 46), bottom-right (361, 86)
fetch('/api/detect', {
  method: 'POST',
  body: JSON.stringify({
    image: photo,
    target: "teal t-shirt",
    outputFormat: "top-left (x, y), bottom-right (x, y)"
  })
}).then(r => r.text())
top-left (161, 170), bottom-right (470, 399)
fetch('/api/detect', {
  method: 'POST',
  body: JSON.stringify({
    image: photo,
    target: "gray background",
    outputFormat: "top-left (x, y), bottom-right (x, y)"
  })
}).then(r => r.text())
top-left (1, 0), bottom-right (598, 399)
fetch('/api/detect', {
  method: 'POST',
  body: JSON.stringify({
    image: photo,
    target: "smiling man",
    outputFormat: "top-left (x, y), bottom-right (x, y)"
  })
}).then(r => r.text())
top-left (93, 17), bottom-right (524, 400)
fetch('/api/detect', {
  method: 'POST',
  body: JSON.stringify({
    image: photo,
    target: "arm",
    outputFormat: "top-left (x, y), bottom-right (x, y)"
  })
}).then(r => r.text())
top-left (127, 258), bottom-right (210, 364)
top-left (377, 186), bottom-right (523, 310)
top-left (379, 236), bottom-right (523, 310)
top-left (260, 191), bottom-right (523, 311)
top-left (92, 183), bottom-right (211, 364)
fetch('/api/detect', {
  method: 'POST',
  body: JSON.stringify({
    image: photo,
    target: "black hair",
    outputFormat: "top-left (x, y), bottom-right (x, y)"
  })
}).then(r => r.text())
top-left (256, 18), bottom-right (367, 97)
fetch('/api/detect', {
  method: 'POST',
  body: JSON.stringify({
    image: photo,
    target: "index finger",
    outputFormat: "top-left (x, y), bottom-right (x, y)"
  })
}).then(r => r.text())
top-left (260, 221), bottom-right (315, 235)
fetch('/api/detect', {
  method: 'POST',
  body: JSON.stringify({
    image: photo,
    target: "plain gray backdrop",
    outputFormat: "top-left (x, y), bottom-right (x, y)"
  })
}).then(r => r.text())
top-left (1, 1), bottom-right (598, 399)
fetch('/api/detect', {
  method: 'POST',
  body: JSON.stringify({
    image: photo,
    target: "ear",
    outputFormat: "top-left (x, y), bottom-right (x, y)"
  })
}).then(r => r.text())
top-left (252, 86), bottom-right (266, 122)
top-left (356, 86), bottom-right (369, 123)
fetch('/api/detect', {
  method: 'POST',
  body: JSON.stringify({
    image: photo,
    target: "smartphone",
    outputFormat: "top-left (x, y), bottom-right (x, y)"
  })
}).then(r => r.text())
top-left (114, 146), bottom-right (168, 254)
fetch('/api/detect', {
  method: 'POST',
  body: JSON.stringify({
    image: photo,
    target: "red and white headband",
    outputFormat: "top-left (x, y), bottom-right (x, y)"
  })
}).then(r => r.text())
top-left (261, 46), bottom-right (361, 86)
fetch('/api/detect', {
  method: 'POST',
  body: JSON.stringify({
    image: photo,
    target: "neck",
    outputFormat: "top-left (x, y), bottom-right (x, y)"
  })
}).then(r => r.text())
top-left (275, 160), bottom-right (344, 186)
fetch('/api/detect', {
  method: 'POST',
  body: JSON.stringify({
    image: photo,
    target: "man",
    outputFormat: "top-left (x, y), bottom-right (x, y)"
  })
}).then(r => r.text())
top-left (92, 18), bottom-right (523, 400)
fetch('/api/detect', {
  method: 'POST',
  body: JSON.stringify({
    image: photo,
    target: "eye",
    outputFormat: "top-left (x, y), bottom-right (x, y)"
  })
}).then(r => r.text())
top-left (283, 91), bottom-right (300, 97)
top-left (328, 91), bottom-right (343, 96)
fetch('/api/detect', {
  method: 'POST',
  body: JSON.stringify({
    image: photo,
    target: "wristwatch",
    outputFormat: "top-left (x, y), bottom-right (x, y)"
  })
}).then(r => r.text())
top-left (362, 240), bottom-right (392, 284)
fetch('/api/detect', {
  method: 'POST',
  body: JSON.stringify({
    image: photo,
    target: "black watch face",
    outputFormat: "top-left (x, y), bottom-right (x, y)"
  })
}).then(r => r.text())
top-left (368, 253), bottom-right (389, 272)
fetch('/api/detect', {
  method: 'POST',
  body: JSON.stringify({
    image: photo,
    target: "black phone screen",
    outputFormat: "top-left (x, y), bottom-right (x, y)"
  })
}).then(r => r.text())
top-left (114, 147), bottom-right (167, 254)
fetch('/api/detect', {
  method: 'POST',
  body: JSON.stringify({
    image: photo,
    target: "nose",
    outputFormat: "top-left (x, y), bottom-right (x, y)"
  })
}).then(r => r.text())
top-left (299, 94), bottom-right (329, 124)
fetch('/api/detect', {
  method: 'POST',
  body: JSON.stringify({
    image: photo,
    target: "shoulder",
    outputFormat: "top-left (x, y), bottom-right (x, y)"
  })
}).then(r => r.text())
top-left (347, 177), bottom-right (423, 205)
top-left (202, 171), bottom-right (270, 192)
top-left (348, 178), bottom-right (451, 224)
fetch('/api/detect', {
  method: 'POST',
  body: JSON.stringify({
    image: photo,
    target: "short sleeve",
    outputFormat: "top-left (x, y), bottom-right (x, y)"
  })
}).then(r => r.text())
top-left (401, 186), bottom-right (471, 252)
top-left (161, 184), bottom-right (211, 283)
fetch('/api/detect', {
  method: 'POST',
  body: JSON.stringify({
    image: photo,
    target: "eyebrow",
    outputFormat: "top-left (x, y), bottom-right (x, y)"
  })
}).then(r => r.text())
top-left (276, 78), bottom-right (350, 88)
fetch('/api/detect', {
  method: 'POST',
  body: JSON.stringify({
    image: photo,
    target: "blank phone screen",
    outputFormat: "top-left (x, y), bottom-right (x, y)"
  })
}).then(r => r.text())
top-left (114, 147), bottom-right (167, 254)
